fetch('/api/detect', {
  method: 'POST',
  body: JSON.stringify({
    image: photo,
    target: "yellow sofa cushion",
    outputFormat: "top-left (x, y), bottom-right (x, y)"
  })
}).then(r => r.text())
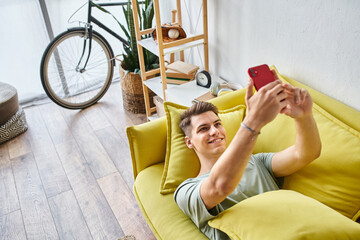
top-left (253, 67), bottom-right (360, 220)
top-left (134, 163), bottom-right (208, 239)
top-left (208, 190), bottom-right (360, 240)
top-left (160, 101), bottom-right (246, 194)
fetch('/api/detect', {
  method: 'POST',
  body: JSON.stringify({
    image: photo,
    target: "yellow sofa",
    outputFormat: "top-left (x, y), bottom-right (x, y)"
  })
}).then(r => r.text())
top-left (126, 67), bottom-right (360, 239)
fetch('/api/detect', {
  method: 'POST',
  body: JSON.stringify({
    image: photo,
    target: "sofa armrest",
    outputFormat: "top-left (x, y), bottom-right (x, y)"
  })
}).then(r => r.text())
top-left (127, 117), bottom-right (167, 179)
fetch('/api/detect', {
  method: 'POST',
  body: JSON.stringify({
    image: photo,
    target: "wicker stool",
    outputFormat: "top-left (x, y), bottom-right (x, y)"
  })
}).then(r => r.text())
top-left (0, 82), bottom-right (28, 144)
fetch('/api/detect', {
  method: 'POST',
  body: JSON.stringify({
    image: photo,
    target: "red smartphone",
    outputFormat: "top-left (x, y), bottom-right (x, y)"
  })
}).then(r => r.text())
top-left (248, 64), bottom-right (278, 91)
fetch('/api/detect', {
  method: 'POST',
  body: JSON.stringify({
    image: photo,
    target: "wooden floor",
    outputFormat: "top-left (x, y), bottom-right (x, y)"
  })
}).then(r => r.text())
top-left (0, 82), bottom-right (157, 240)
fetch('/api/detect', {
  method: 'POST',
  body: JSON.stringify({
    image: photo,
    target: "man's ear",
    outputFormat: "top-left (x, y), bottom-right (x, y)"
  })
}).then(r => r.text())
top-left (184, 136), bottom-right (194, 149)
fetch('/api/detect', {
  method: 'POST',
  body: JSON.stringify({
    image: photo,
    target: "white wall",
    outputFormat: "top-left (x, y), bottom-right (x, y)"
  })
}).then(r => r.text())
top-left (206, 0), bottom-right (360, 111)
top-left (168, 0), bottom-right (360, 111)
top-left (0, 0), bottom-right (49, 104)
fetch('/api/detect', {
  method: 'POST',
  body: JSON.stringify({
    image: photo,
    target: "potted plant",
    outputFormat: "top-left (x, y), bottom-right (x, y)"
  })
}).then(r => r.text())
top-left (119, 0), bottom-right (159, 113)
top-left (94, 0), bottom-right (159, 113)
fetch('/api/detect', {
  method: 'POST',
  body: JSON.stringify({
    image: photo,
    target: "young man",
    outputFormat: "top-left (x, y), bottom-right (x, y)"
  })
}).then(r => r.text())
top-left (174, 79), bottom-right (321, 239)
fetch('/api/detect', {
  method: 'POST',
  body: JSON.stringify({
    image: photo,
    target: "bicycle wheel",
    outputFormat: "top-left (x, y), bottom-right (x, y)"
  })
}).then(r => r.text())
top-left (40, 27), bottom-right (114, 109)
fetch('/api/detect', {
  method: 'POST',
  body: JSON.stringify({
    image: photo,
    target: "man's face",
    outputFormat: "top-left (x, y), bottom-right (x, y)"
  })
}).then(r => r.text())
top-left (185, 111), bottom-right (227, 158)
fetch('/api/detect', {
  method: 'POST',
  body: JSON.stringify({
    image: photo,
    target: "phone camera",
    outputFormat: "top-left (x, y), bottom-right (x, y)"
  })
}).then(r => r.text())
top-left (249, 69), bottom-right (257, 77)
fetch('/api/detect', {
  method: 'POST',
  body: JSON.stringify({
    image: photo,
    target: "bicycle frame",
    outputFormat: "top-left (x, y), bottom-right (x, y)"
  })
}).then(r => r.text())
top-left (77, 0), bottom-right (132, 71)
top-left (88, 1), bottom-right (129, 45)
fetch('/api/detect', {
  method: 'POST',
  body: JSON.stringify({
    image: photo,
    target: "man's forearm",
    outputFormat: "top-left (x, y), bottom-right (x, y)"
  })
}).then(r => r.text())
top-left (200, 80), bottom-right (288, 209)
top-left (271, 112), bottom-right (321, 177)
top-left (201, 117), bottom-right (260, 209)
top-left (294, 114), bottom-right (321, 162)
top-left (210, 122), bottom-right (258, 191)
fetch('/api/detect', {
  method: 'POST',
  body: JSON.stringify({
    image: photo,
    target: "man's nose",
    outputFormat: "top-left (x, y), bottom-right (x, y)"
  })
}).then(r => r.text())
top-left (209, 125), bottom-right (219, 136)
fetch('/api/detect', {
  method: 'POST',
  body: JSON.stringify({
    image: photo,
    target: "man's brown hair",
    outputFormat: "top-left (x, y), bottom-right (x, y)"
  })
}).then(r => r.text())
top-left (179, 101), bottom-right (219, 136)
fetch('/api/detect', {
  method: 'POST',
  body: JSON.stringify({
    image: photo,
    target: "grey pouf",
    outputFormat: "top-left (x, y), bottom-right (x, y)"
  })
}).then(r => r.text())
top-left (0, 82), bottom-right (28, 144)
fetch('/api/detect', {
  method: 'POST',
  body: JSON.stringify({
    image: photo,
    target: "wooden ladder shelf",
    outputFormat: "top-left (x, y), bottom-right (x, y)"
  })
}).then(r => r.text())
top-left (131, 0), bottom-right (209, 120)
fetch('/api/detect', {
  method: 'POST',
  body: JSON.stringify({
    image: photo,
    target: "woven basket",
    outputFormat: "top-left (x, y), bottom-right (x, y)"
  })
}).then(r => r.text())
top-left (119, 65), bottom-right (155, 114)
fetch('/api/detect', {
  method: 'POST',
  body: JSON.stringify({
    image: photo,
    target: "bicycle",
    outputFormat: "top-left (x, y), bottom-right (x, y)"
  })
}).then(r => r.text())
top-left (40, 1), bottom-right (130, 109)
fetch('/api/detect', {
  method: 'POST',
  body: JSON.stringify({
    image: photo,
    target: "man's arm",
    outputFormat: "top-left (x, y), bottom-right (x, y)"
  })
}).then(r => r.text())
top-left (271, 85), bottom-right (321, 177)
top-left (200, 80), bottom-right (288, 210)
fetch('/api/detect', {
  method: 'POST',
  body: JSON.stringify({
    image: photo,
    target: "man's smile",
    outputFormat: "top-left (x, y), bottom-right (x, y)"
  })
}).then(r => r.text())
top-left (208, 137), bottom-right (224, 144)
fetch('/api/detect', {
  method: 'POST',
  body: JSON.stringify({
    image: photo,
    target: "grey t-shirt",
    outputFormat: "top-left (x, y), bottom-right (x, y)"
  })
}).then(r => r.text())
top-left (174, 153), bottom-right (283, 240)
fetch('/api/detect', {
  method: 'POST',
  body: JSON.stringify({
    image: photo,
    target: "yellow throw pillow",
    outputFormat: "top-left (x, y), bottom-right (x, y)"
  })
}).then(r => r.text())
top-left (160, 101), bottom-right (246, 194)
top-left (208, 190), bottom-right (360, 240)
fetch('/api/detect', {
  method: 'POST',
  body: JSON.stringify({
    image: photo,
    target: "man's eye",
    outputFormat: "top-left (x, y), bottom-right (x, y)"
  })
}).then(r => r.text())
top-left (199, 127), bottom-right (208, 132)
top-left (215, 122), bottom-right (222, 127)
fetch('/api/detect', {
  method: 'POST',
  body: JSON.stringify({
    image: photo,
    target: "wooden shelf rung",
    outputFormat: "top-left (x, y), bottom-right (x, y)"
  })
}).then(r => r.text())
top-left (163, 34), bottom-right (205, 49)
top-left (145, 68), bottom-right (160, 78)
top-left (140, 28), bottom-right (155, 36)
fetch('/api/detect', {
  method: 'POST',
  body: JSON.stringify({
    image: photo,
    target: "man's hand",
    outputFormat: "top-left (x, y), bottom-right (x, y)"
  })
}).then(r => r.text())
top-left (271, 83), bottom-right (321, 177)
top-left (245, 79), bottom-right (288, 131)
top-left (280, 84), bottom-right (313, 119)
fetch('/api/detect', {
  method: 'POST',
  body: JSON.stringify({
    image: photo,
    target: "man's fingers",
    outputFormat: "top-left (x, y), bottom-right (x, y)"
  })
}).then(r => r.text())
top-left (277, 90), bottom-right (288, 102)
top-left (272, 83), bottom-right (286, 96)
top-left (279, 99), bottom-right (290, 113)
top-left (300, 89), bottom-right (309, 104)
top-left (294, 88), bottom-right (301, 104)
top-left (260, 79), bottom-right (282, 92)
top-left (282, 84), bottom-right (306, 105)
top-left (280, 106), bottom-right (291, 116)
top-left (294, 88), bottom-right (309, 105)
top-left (246, 79), bottom-right (254, 101)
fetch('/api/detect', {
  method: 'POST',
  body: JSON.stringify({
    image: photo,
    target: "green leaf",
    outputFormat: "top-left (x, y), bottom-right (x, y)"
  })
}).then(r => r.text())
top-left (136, 0), bottom-right (143, 30)
top-left (116, 0), bottom-right (158, 72)
top-left (144, 1), bottom-right (154, 29)
top-left (91, 1), bottom-right (110, 14)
